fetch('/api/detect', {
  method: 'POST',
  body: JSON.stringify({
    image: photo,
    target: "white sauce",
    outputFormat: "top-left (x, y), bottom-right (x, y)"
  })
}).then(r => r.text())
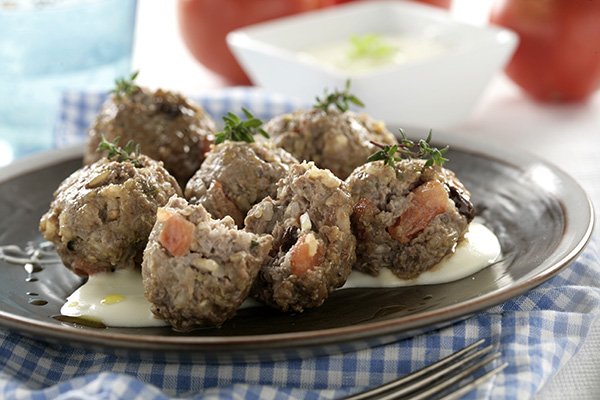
top-left (60, 268), bottom-right (168, 328)
top-left (301, 33), bottom-right (447, 75)
top-left (59, 222), bottom-right (500, 327)
top-left (343, 222), bottom-right (500, 288)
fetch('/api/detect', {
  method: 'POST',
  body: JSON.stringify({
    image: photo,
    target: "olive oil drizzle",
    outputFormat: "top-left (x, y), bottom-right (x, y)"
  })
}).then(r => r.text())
top-left (0, 241), bottom-right (60, 307)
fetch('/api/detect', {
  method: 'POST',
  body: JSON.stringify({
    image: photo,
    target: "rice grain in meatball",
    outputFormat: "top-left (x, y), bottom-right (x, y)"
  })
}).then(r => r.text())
top-left (185, 141), bottom-right (298, 227)
top-left (84, 87), bottom-right (217, 186)
top-left (262, 108), bottom-right (397, 179)
top-left (245, 162), bottom-right (356, 313)
top-left (39, 155), bottom-right (182, 276)
top-left (346, 159), bottom-right (475, 279)
top-left (142, 196), bottom-right (273, 330)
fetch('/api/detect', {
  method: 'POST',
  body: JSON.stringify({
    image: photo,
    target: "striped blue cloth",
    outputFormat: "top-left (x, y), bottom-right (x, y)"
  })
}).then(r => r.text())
top-left (1, 88), bottom-right (598, 400)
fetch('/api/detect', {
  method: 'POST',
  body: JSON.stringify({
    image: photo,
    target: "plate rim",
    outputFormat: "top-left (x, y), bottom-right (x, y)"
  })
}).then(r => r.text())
top-left (0, 133), bottom-right (594, 358)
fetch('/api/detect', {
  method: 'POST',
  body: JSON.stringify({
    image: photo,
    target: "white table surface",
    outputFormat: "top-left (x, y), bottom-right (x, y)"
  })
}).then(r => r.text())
top-left (132, 1), bottom-right (600, 398)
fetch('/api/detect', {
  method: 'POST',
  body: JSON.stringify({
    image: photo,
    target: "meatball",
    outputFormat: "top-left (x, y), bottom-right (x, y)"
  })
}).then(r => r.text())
top-left (245, 162), bottom-right (356, 313)
top-left (142, 196), bottom-right (273, 330)
top-left (346, 159), bottom-right (475, 279)
top-left (184, 141), bottom-right (298, 227)
top-left (262, 108), bottom-right (397, 179)
top-left (84, 87), bottom-right (217, 186)
top-left (39, 155), bottom-right (182, 276)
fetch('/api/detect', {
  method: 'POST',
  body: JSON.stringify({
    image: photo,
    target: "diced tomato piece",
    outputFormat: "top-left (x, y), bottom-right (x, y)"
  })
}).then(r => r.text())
top-left (290, 233), bottom-right (324, 278)
top-left (388, 180), bottom-right (448, 243)
top-left (158, 213), bottom-right (196, 257)
top-left (352, 198), bottom-right (379, 219)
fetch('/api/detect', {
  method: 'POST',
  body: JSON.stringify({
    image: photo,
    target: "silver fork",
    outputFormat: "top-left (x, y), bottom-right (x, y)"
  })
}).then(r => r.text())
top-left (341, 339), bottom-right (508, 400)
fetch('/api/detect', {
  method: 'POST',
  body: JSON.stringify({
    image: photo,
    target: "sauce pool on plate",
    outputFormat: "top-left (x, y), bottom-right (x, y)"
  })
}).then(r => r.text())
top-left (56, 221), bottom-right (500, 328)
top-left (60, 267), bottom-right (168, 328)
top-left (343, 222), bottom-right (501, 288)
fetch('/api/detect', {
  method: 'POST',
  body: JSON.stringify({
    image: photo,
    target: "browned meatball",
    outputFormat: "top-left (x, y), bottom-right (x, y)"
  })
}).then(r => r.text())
top-left (262, 108), bottom-right (397, 179)
top-left (39, 155), bottom-right (182, 276)
top-left (184, 141), bottom-right (298, 227)
top-left (245, 162), bottom-right (356, 313)
top-left (84, 87), bottom-right (217, 186)
top-left (346, 159), bottom-right (474, 279)
top-left (142, 196), bottom-right (272, 330)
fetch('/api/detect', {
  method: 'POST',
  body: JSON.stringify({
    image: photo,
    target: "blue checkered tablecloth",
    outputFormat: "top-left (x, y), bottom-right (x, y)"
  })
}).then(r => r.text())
top-left (53, 88), bottom-right (312, 148)
top-left (1, 88), bottom-right (599, 400)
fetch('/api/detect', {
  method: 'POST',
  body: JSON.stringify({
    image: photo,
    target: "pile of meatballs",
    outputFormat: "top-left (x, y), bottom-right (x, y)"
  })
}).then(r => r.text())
top-left (39, 85), bottom-right (474, 331)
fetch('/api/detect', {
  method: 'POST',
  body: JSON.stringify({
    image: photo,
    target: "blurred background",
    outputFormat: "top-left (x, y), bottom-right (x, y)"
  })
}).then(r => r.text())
top-left (3, 0), bottom-right (599, 211)
top-left (3, 0), bottom-right (599, 165)
top-left (134, 0), bottom-right (498, 91)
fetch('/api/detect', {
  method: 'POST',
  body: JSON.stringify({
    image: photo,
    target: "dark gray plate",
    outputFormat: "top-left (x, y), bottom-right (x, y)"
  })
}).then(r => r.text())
top-left (0, 131), bottom-right (594, 362)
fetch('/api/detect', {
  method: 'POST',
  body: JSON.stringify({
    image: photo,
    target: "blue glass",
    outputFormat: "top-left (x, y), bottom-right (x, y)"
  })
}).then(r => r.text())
top-left (0, 0), bottom-right (137, 165)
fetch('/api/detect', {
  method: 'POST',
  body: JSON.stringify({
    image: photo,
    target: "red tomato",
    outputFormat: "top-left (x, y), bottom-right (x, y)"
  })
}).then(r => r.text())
top-left (329, 0), bottom-right (453, 10)
top-left (490, 0), bottom-right (600, 102)
top-left (177, 0), bottom-right (324, 85)
top-left (404, 0), bottom-right (453, 9)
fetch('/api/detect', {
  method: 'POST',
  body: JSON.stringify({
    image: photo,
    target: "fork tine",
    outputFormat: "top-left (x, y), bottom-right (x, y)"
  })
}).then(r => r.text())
top-left (394, 339), bottom-right (487, 386)
top-left (378, 345), bottom-right (499, 400)
top-left (435, 362), bottom-right (509, 400)
top-left (391, 342), bottom-right (495, 396)
top-left (340, 339), bottom-right (505, 400)
top-left (406, 353), bottom-right (506, 400)
top-left (342, 339), bottom-right (486, 400)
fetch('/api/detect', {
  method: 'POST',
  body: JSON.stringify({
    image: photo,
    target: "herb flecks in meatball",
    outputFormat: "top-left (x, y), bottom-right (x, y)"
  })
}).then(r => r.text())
top-left (39, 155), bottom-right (182, 276)
top-left (185, 141), bottom-right (298, 227)
top-left (84, 86), bottom-right (216, 187)
top-left (142, 196), bottom-right (272, 330)
top-left (245, 162), bottom-right (356, 313)
top-left (346, 159), bottom-right (473, 279)
top-left (262, 81), bottom-right (396, 180)
top-left (263, 108), bottom-right (397, 180)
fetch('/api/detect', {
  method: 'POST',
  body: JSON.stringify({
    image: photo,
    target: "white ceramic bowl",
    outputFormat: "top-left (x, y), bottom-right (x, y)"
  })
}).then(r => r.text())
top-left (227, 0), bottom-right (518, 128)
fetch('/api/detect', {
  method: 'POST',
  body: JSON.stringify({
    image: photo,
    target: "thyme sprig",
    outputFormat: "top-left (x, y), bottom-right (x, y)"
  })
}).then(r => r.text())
top-left (97, 135), bottom-right (142, 167)
top-left (314, 79), bottom-right (364, 114)
top-left (215, 108), bottom-right (270, 145)
top-left (367, 129), bottom-right (449, 168)
top-left (110, 71), bottom-right (140, 100)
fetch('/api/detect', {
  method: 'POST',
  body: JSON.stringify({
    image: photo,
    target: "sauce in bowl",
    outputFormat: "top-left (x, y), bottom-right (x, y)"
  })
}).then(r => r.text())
top-left (301, 33), bottom-right (447, 75)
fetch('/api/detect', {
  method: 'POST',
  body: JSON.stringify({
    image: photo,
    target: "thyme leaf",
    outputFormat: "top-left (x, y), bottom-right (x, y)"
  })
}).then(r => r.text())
top-left (314, 79), bottom-right (364, 114)
top-left (97, 135), bottom-right (142, 167)
top-left (214, 108), bottom-right (270, 145)
top-left (368, 129), bottom-right (449, 168)
top-left (110, 70), bottom-right (140, 100)
top-left (367, 143), bottom-right (401, 168)
top-left (348, 33), bottom-right (396, 60)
